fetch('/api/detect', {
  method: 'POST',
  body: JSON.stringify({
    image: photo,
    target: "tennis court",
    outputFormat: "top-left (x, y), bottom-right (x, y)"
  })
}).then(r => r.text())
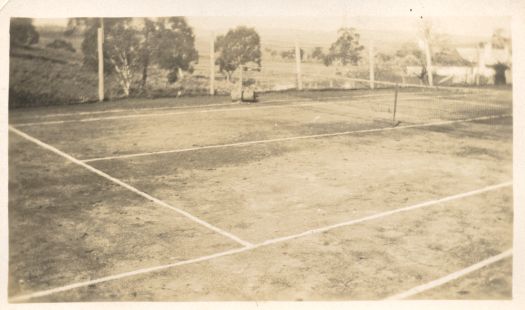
top-left (8, 86), bottom-right (513, 301)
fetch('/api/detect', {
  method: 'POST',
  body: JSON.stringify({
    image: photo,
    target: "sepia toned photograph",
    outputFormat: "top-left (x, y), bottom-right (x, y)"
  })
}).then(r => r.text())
top-left (1, 0), bottom-right (523, 307)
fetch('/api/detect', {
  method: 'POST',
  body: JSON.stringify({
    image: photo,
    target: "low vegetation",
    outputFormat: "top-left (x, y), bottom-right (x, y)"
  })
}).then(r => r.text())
top-left (8, 18), bottom-right (512, 109)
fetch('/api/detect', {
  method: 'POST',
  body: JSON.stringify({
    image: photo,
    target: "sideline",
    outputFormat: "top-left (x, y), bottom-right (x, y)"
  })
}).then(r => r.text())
top-left (9, 126), bottom-right (253, 249)
top-left (8, 180), bottom-right (512, 302)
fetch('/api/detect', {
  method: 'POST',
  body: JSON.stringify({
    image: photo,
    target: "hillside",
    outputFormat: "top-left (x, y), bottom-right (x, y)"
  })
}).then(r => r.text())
top-left (9, 45), bottom-right (101, 108)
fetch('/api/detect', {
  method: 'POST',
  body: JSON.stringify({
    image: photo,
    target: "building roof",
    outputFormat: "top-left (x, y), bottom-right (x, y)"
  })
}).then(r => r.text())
top-left (456, 48), bottom-right (478, 63)
top-left (456, 47), bottom-right (511, 65)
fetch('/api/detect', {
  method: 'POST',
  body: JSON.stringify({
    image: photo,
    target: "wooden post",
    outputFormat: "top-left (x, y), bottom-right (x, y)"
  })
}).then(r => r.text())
top-left (369, 40), bottom-right (375, 89)
top-left (393, 83), bottom-right (399, 126)
top-left (476, 44), bottom-right (483, 85)
top-left (239, 65), bottom-right (243, 100)
top-left (424, 39), bottom-right (433, 86)
top-left (97, 18), bottom-right (104, 102)
top-left (295, 40), bottom-right (303, 90)
top-left (209, 32), bottom-right (215, 95)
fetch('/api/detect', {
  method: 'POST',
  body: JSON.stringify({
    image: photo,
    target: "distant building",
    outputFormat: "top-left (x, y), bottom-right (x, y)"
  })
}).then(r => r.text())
top-left (406, 42), bottom-right (512, 86)
top-left (456, 42), bottom-right (511, 85)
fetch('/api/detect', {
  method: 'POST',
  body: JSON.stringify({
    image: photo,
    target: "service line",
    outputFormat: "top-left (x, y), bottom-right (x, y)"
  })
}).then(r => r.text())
top-left (9, 180), bottom-right (512, 302)
top-left (82, 114), bottom-right (512, 163)
top-left (385, 249), bottom-right (513, 300)
top-left (9, 126), bottom-right (253, 248)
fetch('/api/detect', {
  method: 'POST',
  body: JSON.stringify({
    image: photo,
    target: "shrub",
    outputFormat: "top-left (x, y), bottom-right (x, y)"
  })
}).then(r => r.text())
top-left (46, 39), bottom-right (76, 53)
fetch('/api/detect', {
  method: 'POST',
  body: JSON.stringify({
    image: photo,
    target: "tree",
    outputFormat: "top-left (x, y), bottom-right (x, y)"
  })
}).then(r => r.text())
top-left (46, 39), bottom-right (76, 52)
top-left (76, 17), bottom-right (199, 96)
top-left (76, 18), bottom-right (142, 96)
top-left (10, 18), bottom-right (39, 46)
top-left (215, 26), bottom-right (261, 82)
top-left (393, 42), bottom-right (427, 82)
top-left (280, 49), bottom-right (294, 60)
top-left (280, 48), bottom-right (304, 61)
top-left (79, 18), bottom-right (130, 75)
top-left (104, 21), bottom-right (141, 96)
top-left (311, 47), bottom-right (325, 61)
top-left (324, 27), bottom-right (364, 66)
top-left (139, 18), bottom-right (156, 90)
top-left (491, 28), bottom-right (510, 49)
top-left (149, 17), bottom-right (199, 84)
top-left (395, 42), bottom-right (424, 65)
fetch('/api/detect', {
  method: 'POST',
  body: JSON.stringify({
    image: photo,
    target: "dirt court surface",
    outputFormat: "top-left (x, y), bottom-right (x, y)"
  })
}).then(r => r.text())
top-left (8, 88), bottom-right (513, 302)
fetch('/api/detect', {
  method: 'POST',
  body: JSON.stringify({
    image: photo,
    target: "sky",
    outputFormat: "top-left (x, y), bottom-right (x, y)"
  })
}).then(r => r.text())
top-left (33, 16), bottom-right (510, 39)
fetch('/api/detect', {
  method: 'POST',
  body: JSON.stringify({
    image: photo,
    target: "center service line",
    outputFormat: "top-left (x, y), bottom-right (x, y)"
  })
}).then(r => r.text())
top-left (9, 180), bottom-right (512, 302)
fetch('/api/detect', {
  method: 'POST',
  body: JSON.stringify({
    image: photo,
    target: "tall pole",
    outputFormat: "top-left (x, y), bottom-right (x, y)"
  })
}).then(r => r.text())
top-left (209, 32), bottom-right (215, 95)
top-left (239, 65), bottom-right (243, 100)
top-left (97, 18), bottom-right (104, 101)
top-left (424, 39), bottom-right (433, 86)
top-left (392, 83), bottom-right (399, 126)
top-left (369, 40), bottom-right (375, 89)
top-left (295, 40), bottom-right (303, 90)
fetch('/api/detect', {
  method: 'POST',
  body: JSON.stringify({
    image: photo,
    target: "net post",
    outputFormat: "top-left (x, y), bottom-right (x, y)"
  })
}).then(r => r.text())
top-left (239, 65), bottom-right (244, 101)
top-left (392, 83), bottom-right (399, 126)
top-left (209, 32), bottom-right (215, 95)
top-left (424, 39), bottom-right (434, 86)
top-left (295, 40), bottom-right (303, 90)
top-left (97, 18), bottom-right (104, 102)
top-left (369, 40), bottom-right (375, 89)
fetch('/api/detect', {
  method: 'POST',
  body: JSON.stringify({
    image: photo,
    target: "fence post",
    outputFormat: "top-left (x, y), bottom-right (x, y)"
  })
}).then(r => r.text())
top-left (295, 40), bottom-right (303, 90)
top-left (369, 40), bottom-right (375, 89)
top-left (393, 83), bottom-right (399, 126)
top-left (424, 39), bottom-right (433, 86)
top-left (239, 65), bottom-right (243, 99)
top-left (209, 32), bottom-right (215, 95)
top-left (97, 18), bottom-right (104, 102)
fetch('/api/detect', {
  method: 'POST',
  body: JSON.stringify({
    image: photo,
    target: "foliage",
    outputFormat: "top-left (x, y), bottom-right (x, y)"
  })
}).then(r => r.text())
top-left (149, 17), bottom-right (199, 84)
top-left (280, 48), bottom-right (304, 60)
top-left (46, 39), bottom-right (76, 52)
top-left (395, 42), bottom-right (425, 66)
top-left (104, 21), bottom-right (142, 96)
top-left (138, 18), bottom-right (156, 90)
top-left (491, 28), bottom-right (510, 49)
top-left (9, 46), bottom-right (100, 108)
top-left (80, 18), bottom-right (130, 75)
top-left (311, 47), bottom-right (324, 61)
top-left (76, 17), bottom-right (199, 96)
top-left (215, 26), bottom-right (262, 81)
top-left (10, 18), bottom-right (39, 46)
top-left (324, 27), bottom-right (364, 66)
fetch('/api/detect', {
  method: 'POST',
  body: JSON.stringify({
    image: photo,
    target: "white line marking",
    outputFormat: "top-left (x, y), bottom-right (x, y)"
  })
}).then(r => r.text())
top-left (28, 102), bottom-right (239, 118)
top-left (13, 99), bottom-right (353, 127)
top-left (8, 126), bottom-right (252, 248)
top-left (9, 181), bottom-right (512, 302)
top-left (8, 246), bottom-right (253, 303)
top-left (16, 96), bottom-right (332, 120)
top-left (385, 249), bottom-right (513, 300)
top-left (258, 181), bottom-right (512, 246)
top-left (82, 114), bottom-right (512, 162)
top-left (309, 76), bottom-right (511, 93)
top-left (12, 93), bottom-right (398, 127)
